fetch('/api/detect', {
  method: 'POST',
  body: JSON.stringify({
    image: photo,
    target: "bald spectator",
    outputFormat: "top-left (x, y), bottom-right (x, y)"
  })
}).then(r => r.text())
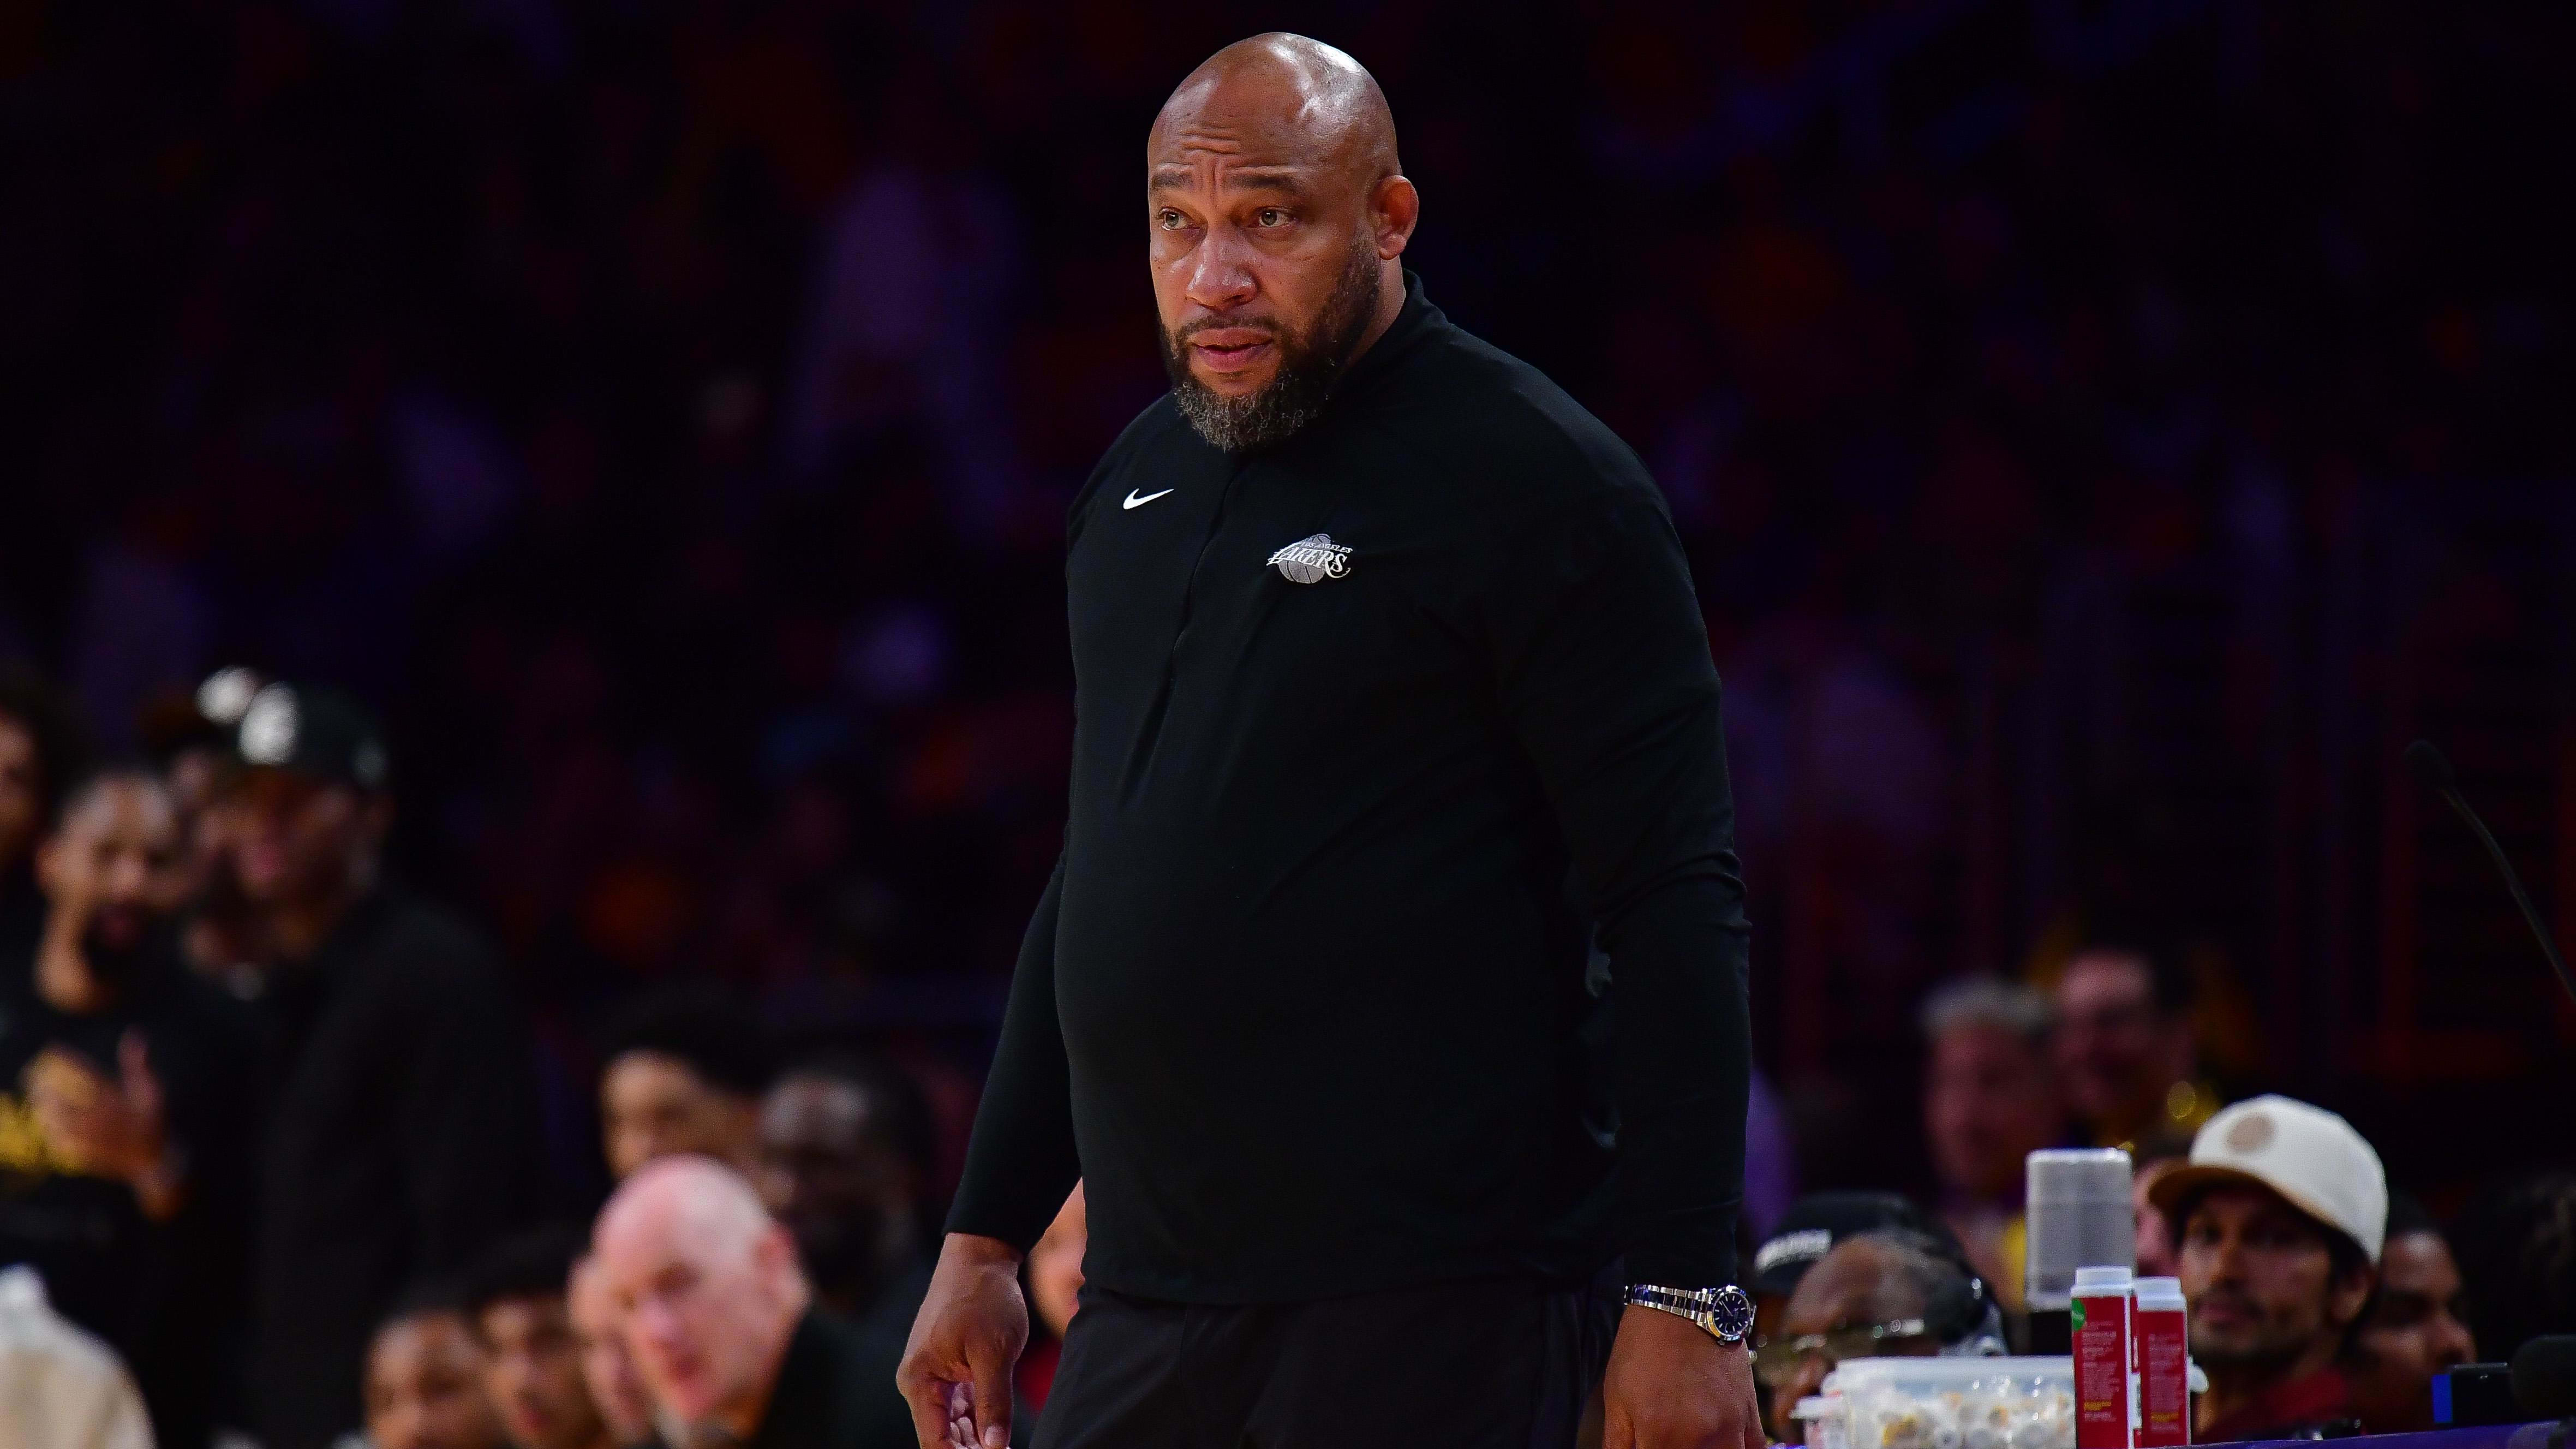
top-left (2346, 1192), bottom-right (2474, 1433)
top-left (1920, 977), bottom-right (2060, 1311)
top-left (2151, 1095), bottom-right (2385, 1440)
top-left (591, 1156), bottom-right (911, 1448)
top-left (756, 1053), bottom-right (935, 1348)
top-left (566, 1256), bottom-right (660, 1449)
top-left (2053, 940), bottom-right (2216, 1150)
top-left (1754, 1229), bottom-right (2006, 1434)
top-left (597, 988), bottom-right (774, 1180)
top-left (363, 1296), bottom-right (509, 1449)
top-left (1746, 1192), bottom-right (1943, 1347)
top-left (461, 1227), bottom-right (615, 1449)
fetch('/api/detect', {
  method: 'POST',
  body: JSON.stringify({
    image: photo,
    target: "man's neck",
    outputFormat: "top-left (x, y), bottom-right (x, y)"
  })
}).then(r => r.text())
top-left (272, 868), bottom-right (372, 962)
top-left (2197, 1339), bottom-right (2341, 1435)
top-left (715, 1297), bottom-right (811, 1441)
top-left (1340, 259), bottom-right (1408, 373)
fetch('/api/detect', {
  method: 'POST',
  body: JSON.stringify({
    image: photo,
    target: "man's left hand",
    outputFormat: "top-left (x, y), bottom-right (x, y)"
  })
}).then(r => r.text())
top-left (1600, 1303), bottom-right (1767, 1449)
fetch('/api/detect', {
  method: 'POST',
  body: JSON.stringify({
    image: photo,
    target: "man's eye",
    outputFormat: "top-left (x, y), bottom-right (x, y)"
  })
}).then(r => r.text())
top-left (1156, 210), bottom-right (1186, 230)
top-left (1256, 208), bottom-right (1288, 227)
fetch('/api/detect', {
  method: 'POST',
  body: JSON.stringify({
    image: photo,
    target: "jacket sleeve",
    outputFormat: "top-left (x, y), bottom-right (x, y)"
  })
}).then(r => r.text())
top-left (945, 854), bottom-right (1082, 1250)
top-left (1487, 467), bottom-right (1752, 1288)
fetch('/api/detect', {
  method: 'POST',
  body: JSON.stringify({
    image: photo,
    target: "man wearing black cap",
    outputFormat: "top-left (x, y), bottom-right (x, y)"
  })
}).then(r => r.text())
top-left (207, 682), bottom-right (549, 1449)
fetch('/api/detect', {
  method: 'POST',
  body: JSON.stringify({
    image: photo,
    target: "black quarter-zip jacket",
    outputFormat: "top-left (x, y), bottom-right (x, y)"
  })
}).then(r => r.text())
top-left (949, 275), bottom-right (1752, 1302)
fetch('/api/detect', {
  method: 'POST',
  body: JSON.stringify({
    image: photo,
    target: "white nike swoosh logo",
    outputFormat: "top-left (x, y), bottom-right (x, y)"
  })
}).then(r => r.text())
top-left (1123, 488), bottom-right (1175, 510)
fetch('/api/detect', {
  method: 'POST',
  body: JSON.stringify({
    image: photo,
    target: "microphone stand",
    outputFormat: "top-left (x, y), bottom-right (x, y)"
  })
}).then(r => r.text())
top-left (2405, 739), bottom-right (2576, 1009)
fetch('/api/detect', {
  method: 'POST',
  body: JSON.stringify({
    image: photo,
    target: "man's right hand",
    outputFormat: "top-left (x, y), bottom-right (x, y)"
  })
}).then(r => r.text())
top-left (899, 1232), bottom-right (1032, 1449)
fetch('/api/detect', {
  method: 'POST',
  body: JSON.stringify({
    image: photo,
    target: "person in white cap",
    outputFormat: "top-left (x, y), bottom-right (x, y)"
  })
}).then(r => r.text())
top-left (2149, 1094), bottom-right (2387, 1441)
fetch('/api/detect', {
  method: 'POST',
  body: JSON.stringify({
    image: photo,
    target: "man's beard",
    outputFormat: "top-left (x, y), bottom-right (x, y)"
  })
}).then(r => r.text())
top-left (1162, 242), bottom-right (1381, 452)
top-left (2188, 1299), bottom-right (2317, 1373)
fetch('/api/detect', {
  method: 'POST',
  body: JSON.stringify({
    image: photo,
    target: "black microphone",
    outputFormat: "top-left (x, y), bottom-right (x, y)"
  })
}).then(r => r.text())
top-left (2406, 738), bottom-right (2576, 1010)
top-left (2512, 1334), bottom-right (2576, 1418)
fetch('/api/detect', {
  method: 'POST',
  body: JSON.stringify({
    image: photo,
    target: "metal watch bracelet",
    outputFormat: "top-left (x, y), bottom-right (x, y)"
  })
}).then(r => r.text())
top-left (1623, 1283), bottom-right (1755, 1345)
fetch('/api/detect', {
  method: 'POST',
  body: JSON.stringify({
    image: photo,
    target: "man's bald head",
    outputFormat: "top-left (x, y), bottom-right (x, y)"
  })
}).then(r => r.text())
top-left (1145, 33), bottom-right (1419, 451)
top-left (593, 1156), bottom-right (807, 1435)
top-left (1153, 33), bottom-right (1399, 187)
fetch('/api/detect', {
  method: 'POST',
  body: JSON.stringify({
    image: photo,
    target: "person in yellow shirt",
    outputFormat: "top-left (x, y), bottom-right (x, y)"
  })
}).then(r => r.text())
top-left (2052, 941), bottom-right (2219, 1152)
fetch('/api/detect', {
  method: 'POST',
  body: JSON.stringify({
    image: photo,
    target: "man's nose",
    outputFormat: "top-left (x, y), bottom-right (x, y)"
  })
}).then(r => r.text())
top-left (1182, 224), bottom-right (1257, 312)
top-left (2435, 1314), bottom-right (2477, 1368)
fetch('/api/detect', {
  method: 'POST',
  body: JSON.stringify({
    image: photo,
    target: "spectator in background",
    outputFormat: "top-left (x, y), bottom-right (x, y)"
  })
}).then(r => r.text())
top-left (566, 1256), bottom-right (660, 1449)
top-left (1747, 1192), bottom-right (1945, 1347)
top-left (210, 683), bottom-right (548, 1449)
top-left (2, 765), bottom-right (256, 1449)
top-left (2152, 1095), bottom-right (2385, 1441)
top-left (363, 1295), bottom-right (509, 1449)
top-left (597, 987), bottom-right (773, 1180)
top-left (2130, 1136), bottom-right (2196, 1280)
top-left (1015, 1183), bottom-right (1086, 1416)
top-left (1920, 977), bottom-right (2059, 1311)
top-left (2346, 1192), bottom-right (2475, 1433)
top-left (0, 1264), bottom-right (153, 1449)
top-left (462, 1227), bottom-right (615, 1449)
top-left (0, 669), bottom-right (88, 961)
top-left (756, 1052), bottom-right (934, 1347)
top-left (2451, 1172), bottom-right (2576, 1372)
top-left (1754, 1228), bottom-right (2007, 1434)
top-left (2053, 941), bottom-right (2218, 1150)
top-left (143, 667), bottom-right (271, 989)
top-left (591, 1156), bottom-right (911, 1449)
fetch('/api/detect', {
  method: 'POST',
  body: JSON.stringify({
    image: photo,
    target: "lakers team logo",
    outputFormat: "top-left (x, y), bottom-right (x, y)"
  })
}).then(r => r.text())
top-left (1267, 533), bottom-right (1352, 584)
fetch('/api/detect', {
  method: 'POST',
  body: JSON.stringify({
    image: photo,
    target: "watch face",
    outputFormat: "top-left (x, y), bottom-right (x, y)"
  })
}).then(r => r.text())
top-left (1711, 1285), bottom-right (1755, 1342)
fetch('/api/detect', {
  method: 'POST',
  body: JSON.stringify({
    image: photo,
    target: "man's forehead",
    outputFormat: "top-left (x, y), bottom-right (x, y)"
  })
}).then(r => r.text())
top-left (2191, 1181), bottom-right (2315, 1231)
top-left (1785, 1242), bottom-right (1917, 1328)
top-left (1149, 72), bottom-right (1364, 177)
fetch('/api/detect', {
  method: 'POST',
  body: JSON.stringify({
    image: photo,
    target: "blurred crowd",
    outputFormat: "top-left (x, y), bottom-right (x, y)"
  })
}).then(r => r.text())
top-left (7, 663), bottom-right (2576, 1448)
top-left (3, 0), bottom-right (2572, 1445)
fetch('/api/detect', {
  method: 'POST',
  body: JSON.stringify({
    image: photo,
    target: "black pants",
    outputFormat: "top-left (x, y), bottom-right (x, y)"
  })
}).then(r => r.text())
top-left (1032, 1275), bottom-right (1621, 1449)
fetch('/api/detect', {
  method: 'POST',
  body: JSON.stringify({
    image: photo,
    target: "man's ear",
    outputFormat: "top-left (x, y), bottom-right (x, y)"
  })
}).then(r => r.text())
top-left (1373, 174), bottom-right (1419, 258)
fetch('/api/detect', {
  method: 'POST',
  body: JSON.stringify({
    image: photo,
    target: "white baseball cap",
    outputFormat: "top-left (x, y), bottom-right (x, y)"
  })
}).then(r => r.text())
top-left (2148, 1094), bottom-right (2389, 1261)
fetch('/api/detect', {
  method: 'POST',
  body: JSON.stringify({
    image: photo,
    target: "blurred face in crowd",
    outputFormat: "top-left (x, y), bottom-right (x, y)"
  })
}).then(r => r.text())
top-left (2133, 1157), bottom-right (2187, 1279)
top-left (2053, 951), bottom-right (2193, 1136)
top-left (2180, 1185), bottom-right (2372, 1375)
top-left (594, 1158), bottom-right (808, 1433)
top-left (568, 1256), bottom-right (658, 1447)
top-left (477, 1292), bottom-right (611, 1449)
top-left (1026, 1182), bottom-right (1088, 1341)
top-left (2348, 1230), bottom-right (2475, 1432)
top-left (366, 1309), bottom-right (507, 1449)
top-left (603, 1051), bottom-right (760, 1180)
top-left (214, 766), bottom-right (385, 908)
top-left (1762, 1237), bottom-right (1937, 1432)
top-left (1924, 1020), bottom-right (2058, 1202)
top-left (35, 777), bottom-right (186, 987)
top-left (0, 713), bottom-right (37, 871)
top-left (1146, 36), bottom-right (1415, 451)
top-left (756, 1072), bottom-right (918, 1303)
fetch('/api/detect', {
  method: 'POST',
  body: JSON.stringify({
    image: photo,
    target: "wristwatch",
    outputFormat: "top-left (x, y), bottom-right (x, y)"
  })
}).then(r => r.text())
top-left (1625, 1283), bottom-right (1755, 1345)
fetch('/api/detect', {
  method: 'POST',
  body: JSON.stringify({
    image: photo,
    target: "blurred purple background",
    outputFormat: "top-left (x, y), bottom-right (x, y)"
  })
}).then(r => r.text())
top-left (3, 0), bottom-right (2570, 1204)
